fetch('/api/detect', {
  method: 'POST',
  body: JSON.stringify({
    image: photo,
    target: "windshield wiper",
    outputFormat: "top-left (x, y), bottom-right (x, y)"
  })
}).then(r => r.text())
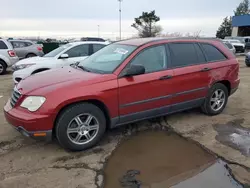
top-left (77, 65), bottom-right (91, 72)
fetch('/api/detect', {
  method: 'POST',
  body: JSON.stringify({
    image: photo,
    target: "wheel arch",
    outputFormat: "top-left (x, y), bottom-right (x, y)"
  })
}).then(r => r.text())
top-left (212, 80), bottom-right (231, 95)
top-left (26, 53), bottom-right (37, 58)
top-left (0, 58), bottom-right (7, 68)
top-left (53, 99), bottom-right (112, 136)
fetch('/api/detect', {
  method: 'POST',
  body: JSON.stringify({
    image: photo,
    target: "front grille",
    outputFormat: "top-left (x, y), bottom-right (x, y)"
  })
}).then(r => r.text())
top-left (15, 77), bottom-right (22, 83)
top-left (234, 46), bottom-right (244, 51)
top-left (10, 88), bottom-right (22, 107)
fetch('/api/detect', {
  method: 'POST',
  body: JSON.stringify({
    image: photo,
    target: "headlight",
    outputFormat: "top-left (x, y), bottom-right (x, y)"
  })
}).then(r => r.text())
top-left (15, 64), bottom-right (35, 70)
top-left (20, 96), bottom-right (46, 112)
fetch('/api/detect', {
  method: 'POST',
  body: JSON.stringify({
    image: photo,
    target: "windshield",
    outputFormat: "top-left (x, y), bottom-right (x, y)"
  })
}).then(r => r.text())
top-left (78, 44), bottom-right (136, 73)
top-left (44, 43), bottom-right (72, 57)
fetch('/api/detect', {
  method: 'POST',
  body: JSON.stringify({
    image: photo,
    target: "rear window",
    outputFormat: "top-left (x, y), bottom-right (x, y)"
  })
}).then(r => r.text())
top-left (200, 43), bottom-right (227, 62)
top-left (223, 42), bottom-right (233, 49)
top-left (0, 41), bottom-right (8, 49)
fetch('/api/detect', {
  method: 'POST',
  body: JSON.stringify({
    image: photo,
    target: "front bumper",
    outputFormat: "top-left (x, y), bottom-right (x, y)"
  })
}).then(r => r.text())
top-left (12, 125), bottom-right (52, 141)
top-left (234, 45), bottom-right (245, 52)
top-left (4, 100), bottom-right (53, 141)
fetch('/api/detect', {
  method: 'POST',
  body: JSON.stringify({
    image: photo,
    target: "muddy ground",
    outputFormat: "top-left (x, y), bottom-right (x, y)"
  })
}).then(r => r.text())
top-left (0, 57), bottom-right (250, 188)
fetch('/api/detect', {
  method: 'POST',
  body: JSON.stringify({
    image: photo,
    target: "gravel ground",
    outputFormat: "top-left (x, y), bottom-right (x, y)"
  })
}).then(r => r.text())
top-left (0, 57), bottom-right (250, 188)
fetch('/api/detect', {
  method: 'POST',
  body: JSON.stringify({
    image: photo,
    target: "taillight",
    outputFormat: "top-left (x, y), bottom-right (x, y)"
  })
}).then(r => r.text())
top-left (37, 46), bottom-right (43, 51)
top-left (8, 50), bottom-right (16, 57)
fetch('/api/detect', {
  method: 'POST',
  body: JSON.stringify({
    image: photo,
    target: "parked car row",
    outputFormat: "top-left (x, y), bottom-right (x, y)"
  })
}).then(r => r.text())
top-left (4, 37), bottom-right (240, 151)
top-left (12, 41), bottom-right (109, 83)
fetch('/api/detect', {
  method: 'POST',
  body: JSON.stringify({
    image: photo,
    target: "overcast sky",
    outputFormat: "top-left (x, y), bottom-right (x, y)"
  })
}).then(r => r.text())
top-left (0, 0), bottom-right (243, 39)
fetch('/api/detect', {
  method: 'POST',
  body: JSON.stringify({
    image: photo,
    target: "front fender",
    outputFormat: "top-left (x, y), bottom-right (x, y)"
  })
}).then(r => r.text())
top-left (55, 95), bottom-right (107, 113)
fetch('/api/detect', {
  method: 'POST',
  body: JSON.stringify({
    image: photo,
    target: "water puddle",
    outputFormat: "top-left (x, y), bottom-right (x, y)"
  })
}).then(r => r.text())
top-left (213, 119), bottom-right (250, 157)
top-left (104, 131), bottom-right (242, 188)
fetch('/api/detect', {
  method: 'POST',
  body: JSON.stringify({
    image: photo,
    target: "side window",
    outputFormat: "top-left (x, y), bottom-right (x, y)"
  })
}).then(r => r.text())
top-left (194, 44), bottom-right (206, 63)
top-left (168, 43), bottom-right (200, 67)
top-left (12, 41), bottom-right (26, 48)
top-left (66, 44), bottom-right (89, 58)
top-left (93, 44), bottom-right (105, 54)
top-left (0, 41), bottom-right (8, 49)
top-left (201, 43), bottom-right (226, 62)
top-left (130, 45), bottom-right (167, 73)
top-left (25, 42), bottom-right (33, 47)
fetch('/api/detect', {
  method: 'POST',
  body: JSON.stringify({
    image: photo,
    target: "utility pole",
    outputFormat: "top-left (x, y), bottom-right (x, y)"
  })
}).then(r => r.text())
top-left (97, 25), bottom-right (100, 37)
top-left (118, 0), bottom-right (122, 40)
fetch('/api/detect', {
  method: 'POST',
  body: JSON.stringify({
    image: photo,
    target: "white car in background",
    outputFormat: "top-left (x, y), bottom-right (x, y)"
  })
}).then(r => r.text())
top-left (0, 39), bottom-right (19, 75)
top-left (12, 41), bottom-right (109, 83)
top-left (223, 39), bottom-right (245, 53)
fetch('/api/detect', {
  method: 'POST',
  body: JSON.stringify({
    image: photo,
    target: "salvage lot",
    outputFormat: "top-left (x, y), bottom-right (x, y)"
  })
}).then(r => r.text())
top-left (0, 56), bottom-right (250, 188)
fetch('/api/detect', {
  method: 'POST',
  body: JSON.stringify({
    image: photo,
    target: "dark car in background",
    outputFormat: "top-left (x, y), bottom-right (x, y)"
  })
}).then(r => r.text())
top-left (9, 39), bottom-right (44, 59)
top-left (80, 37), bottom-right (105, 42)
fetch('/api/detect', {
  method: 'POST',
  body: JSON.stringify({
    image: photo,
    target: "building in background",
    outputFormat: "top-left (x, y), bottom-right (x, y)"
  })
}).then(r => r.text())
top-left (232, 15), bottom-right (250, 37)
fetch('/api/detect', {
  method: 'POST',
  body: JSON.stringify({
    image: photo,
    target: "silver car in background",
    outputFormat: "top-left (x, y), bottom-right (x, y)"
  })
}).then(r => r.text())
top-left (9, 39), bottom-right (44, 59)
top-left (223, 41), bottom-right (236, 54)
top-left (0, 39), bottom-right (19, 75)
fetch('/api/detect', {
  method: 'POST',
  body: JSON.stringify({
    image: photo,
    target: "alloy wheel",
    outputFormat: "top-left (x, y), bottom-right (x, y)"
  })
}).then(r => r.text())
top-left (210, 89), bottom-right (225, 112)
top-left (67, 113), bottom-right (99, 145)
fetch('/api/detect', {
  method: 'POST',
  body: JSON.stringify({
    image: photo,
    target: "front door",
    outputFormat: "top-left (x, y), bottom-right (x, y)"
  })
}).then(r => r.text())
top-left (118, 44), bottom-right (174, 124)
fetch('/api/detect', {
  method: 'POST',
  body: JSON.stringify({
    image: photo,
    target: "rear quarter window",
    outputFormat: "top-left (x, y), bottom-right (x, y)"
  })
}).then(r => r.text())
top-left (201, 43), bottom-right (227, 62)
top-left (0, 41), bottom-right (8, 49)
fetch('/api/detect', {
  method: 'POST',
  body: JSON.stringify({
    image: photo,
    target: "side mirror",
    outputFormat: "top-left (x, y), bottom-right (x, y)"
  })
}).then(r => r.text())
top-left (122, 64), bottom-right (145, 77)
top-left (70, 62), bottom-right (80, 67)
top-left (60, 53), bottom-right (69, 59)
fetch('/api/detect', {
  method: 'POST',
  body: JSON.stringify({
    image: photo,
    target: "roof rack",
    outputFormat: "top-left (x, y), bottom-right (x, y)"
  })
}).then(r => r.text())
top-left (161, 37), bottom-right (222, 40)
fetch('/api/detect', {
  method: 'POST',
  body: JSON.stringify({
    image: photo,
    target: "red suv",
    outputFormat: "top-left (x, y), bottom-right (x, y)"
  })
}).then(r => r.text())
top-left (4, 38), bottom-right (240, 151)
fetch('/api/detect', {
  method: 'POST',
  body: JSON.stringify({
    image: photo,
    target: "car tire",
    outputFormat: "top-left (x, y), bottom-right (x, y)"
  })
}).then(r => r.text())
top-left (201, 83), bottom-right (228, 116)
top-left (55, 103), bottom-right (106, 151)
top-left (0, 60), bottom-right (7, 75)
top-left (246, 64), bottom-right (250, 67)
top-left (26, 53), bottom-right (36, 58)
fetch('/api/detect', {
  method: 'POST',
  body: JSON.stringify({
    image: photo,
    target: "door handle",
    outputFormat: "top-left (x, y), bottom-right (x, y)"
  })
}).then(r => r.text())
top-left (200, 67), bottom-right (212, 72)
top-left (159, 75), bottom-right (172, 80)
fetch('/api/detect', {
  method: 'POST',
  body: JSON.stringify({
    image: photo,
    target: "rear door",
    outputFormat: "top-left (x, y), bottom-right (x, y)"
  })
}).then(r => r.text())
top-left (11, 41), bottom-right (27, 59)
top-left (167, 42), bottom-right (209, 111)
top-left (118, 44), bottom-right (174, 124)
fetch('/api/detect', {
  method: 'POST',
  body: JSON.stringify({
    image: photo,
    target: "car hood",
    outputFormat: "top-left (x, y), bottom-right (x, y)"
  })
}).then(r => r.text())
top-left (231, 43), bottom-right (245, 47)
top-left (17, 66), bottom-right (116, 94)
top-left (14, 56), bottom-right (55, 65)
